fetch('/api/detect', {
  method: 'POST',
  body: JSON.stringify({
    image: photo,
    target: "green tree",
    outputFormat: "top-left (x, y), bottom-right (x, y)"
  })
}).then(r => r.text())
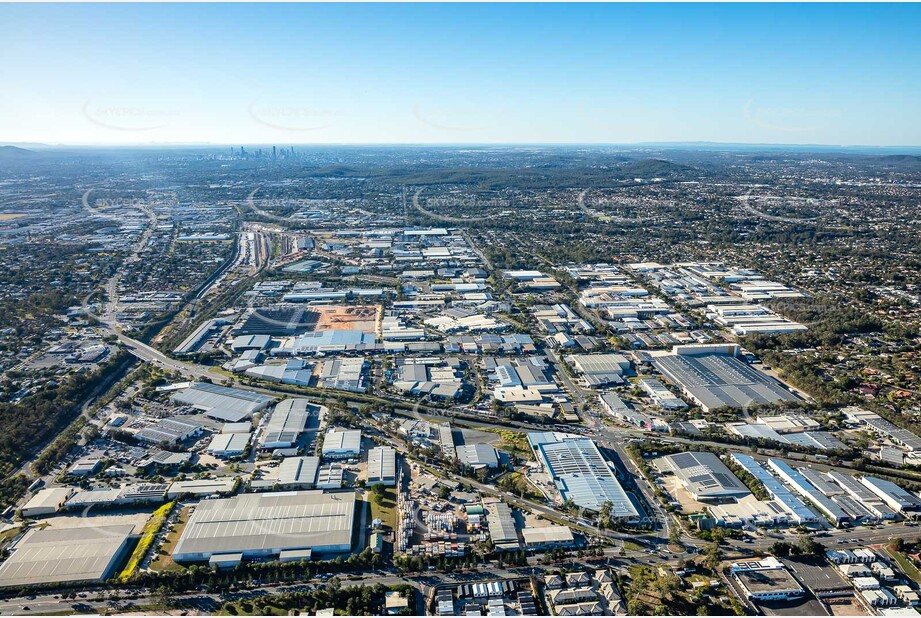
top-left (770, 541), bottom-right (793, 557)
top-left (798, 533), bottom-right (824, 557)
top-left (668, 524), bottom-right (682, 546)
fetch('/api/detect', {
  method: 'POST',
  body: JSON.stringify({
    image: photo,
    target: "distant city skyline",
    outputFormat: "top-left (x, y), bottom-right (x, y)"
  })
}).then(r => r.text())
top-left (2, 3), bottom-right (920, 146)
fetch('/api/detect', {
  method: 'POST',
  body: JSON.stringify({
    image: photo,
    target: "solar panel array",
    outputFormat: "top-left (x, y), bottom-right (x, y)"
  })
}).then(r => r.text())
top-left (653, 353), bottom-right (799, 411)
top-left (663, 452), bottom-right (750, 501)
top-left (238, 306), bottom-right (319, 336)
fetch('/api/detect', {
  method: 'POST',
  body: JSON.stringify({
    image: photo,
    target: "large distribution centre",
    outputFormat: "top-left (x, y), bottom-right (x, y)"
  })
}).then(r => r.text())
top-left (0, 525), bottom-right (134, 587)
top-left (172, 490), bottom-right (355, 563)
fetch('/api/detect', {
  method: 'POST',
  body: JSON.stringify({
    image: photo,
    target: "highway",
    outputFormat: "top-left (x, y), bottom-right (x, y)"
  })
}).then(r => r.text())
top-left (20, 215), bottom-right (921, 616)
top-left (112, 325), bottom-right (921, 553)
top-left (0, 574), bottom-right (420, 616)
top-left (102, 203), bottom-right (159, 327)
top-left (118, 335), bottom-right (216, 379)
top-left (115, 328), bottom-right (921, 554)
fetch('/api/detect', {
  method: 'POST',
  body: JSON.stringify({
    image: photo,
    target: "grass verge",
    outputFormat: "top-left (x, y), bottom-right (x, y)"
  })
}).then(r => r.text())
top-left (623, 540), bottom-right (645, 552)
top-left (484, 429), bottom-right (533, 460)
top-left (889, 549), bottom-right (921, 585)
top-left (149, 505), bottom-right (190, 573)
top-left (117, 501), bottom-right (174, 582)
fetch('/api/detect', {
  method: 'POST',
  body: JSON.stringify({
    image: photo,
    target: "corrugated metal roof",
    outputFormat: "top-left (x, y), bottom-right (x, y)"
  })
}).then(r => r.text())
top-left (0, 525), bottom-right (133, 587)
top-left (173, 490), bottom-right (355, 561)
top-left (262, 399), bottom-right (312, 447)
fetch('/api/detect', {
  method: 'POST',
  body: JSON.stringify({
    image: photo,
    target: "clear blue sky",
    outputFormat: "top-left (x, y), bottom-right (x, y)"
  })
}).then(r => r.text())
top-left (1, 3), bottom-right (919, 146)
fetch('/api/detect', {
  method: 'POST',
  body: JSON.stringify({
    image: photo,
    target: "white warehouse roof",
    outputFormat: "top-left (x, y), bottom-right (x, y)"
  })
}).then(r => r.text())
top-left (323, 428), bottom-right (362, 457)
top-left (207, 432), bottom-right (251, 456)
top-left (172, 490), bottom-right (355, 562)
top-left (276, 456), bottom-right (320, 488)
top-left (0, 525), bottom-right (134, 587)
top-left (367, 446), bottom-right (397, 485)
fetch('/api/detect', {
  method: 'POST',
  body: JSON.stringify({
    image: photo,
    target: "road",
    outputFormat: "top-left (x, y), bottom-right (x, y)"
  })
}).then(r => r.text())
top-left (575, 189), bottom-right (651, 224)
top-left (411, 188), bottom-right (497, 225)
top-left (20, 209), bottom-right (921, 615)
top-left (463, 230), bottom-right (493, 271)
top-left (118, 335), bottom-right (216, 379)
top-left (542, 348), bottom-right (675, 543)
top-left (102, 203), bottom-right (159, 327)
top-left (116, 325), bottom-right (921, 552)
top-left (0, 574), bottom-right (421, 616)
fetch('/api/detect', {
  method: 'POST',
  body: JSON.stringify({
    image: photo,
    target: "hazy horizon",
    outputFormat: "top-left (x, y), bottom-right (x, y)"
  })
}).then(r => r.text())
top-left (5, 142), bottom-right (921, 156)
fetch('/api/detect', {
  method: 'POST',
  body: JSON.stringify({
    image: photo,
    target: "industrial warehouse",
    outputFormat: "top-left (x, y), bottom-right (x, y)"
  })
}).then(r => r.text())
top-left (658, 452), bottom-right (751, 502)
top-left (260, 398), bottom-right (315, 449)
top-left (654, 447), bottom-right (921, 531)
top-left (273, 456), bottom-right (321, 489)
top-left (367, 446), bottom-right (397, 486)
top-left (0, 525), bottom-right (135, 587)
top-left (322, 428), bottom-right (362, 460)
top-left (651, 345), bottom-right (799, 412)
top-left (172, 490), bottom-right (356, 564)
top-left (528, 432), bottom-right (639, 517)
top-left (171, 382), bottom-right (275, 422)
top-left (563, 353), bottom-right (631, 387)
top-left (731, 557), bottom-right (804, 602)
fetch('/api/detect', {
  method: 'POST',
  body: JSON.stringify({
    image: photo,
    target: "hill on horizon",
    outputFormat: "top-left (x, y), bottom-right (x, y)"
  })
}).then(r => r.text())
top-left (616, 158), bottom-right (694, 178)
top-left (0, 145), bottom-right (37, 159)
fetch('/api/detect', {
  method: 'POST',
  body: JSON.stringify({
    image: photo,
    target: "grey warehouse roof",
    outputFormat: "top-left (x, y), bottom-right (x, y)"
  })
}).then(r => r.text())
top-left (528, 432), bottom-right (639, 517)
top-left (276, 456), bottom-right (320, 488)
top-left (0, 525), bottom-right (134, 587)
top-left (486, 501), bottom-right (519, 547)
top-left (566, 354), bottom-right (630, 375)
top-left (861, 476), bottom-right (921, 511)
top-left (652, 353), bottom-right (799, 411)
top-left (172, 490), bottom-right (355, 561)
top-left (262, 399), bottom-right (312, 447)
top-left (455, 443), bottom-right (499, 468)
top-left (172, 382), bottom-right (274, 422)
top-left (661, 452), bottom-right (750, 501)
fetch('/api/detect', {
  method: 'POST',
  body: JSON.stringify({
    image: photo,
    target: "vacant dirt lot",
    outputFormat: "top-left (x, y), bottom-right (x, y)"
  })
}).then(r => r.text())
top-left (314, 304), bottom-right (380, 332)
